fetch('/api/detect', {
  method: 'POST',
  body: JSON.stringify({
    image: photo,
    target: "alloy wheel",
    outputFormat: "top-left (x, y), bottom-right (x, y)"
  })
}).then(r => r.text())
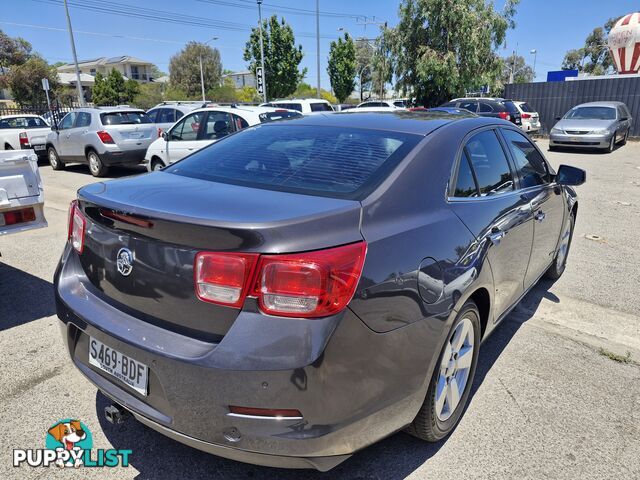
top-left (435, 316), bottom-right (475, 422)
top-left (89, 153), bottom-right (100, 174)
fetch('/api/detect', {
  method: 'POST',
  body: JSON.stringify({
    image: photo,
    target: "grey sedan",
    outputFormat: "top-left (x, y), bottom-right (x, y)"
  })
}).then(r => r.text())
top-left (549, 101), bottom-right (632, 153)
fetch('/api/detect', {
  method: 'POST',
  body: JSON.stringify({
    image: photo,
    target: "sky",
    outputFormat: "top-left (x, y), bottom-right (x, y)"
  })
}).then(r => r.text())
top-left (2, 0), bottom-right (639, 88)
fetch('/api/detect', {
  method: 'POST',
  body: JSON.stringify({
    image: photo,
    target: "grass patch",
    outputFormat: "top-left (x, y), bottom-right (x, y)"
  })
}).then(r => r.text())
top-left (598, 348), bottom-right (632, 364)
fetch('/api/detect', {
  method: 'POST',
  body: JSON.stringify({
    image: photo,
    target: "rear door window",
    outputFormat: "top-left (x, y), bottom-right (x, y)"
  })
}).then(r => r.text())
top-left (310, 102), bottom-right (333, 112)
top-left (453, 151), bottom-right (479, 197)
top-left (146, 109), bottom-right (159, 122)
top-left (464, 130), bottom-right (514, 196)
top-left (232, 114), bottom-right (250, 130)
top-left (501, 129), bottom-right (549, 187)
top-left (518, 103), bottom-right (534, 113)
top-left (478, 102), bottom-right (494, 113)
top-left (166, 124), bottom-right (421, 199)
top-left (75, 112), bottom-right (92, 128)
top-left (202, 111), bottom-right (233, 140)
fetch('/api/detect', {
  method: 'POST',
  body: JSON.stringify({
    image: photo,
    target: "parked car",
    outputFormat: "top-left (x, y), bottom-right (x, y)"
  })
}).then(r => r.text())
top-left (146, 101), bottom-right (206, 137)
top-left (54, 112), bottom-right (585, 471)
top-left (0, 150), bottom-right (47, 241)
top-left (426, 107), bottom-right (477, 116)
top-left (46, 107), bottom-right (155, 177)
top-left (441, 98), bottom-right (522, 126)
top-left (549, 101), bottom-right (632, 153)
top-left (356, 100), bottom-right (406, 109)
top-left (513, 101), bottom-right (541, 134)
top-left (260, 98), bottom-right (334, 114)
top-left (0, 114), bottom-right (51, 158)
top-left (144, 105), bottom-right (302, 171)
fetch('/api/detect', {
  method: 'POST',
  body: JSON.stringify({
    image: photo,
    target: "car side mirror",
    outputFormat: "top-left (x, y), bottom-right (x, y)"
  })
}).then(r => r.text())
top-left (161, 130), bottom-right (168, 141)
top-left (557, 165), bottom-right (586, 186)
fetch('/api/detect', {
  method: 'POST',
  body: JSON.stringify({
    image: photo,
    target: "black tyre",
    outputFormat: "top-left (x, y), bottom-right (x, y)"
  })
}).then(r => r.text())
top-left (621, 129), bottom-right (628, 146)
top-left (87, 149), bottom-right (108, 177)
top-left (5, 143), bottom-right (13, 150)
top-left (548, 145), bottom-right (558, 152)
top-left (545, 212), bottom-right (575, 280)
top-left (406, 300), bottom-right (481, 442)
top-left (47, 146), bottom-right (65, 170)
top-left (151, 158), bottom-right (165, 171)
top-left (607, 134), bottom-right (616, 153)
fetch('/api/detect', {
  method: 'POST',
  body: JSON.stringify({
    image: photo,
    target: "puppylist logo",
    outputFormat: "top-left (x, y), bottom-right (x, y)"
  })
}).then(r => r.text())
top-left (13, 419), bottom-right (132, 469)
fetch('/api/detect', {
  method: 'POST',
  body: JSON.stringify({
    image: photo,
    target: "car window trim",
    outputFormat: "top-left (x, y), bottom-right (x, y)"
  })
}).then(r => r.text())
top-left (496, 126), bottom-right (553, 186)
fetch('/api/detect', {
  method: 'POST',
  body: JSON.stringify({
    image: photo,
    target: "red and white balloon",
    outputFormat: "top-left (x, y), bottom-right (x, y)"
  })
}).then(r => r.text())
top-left (608, 12), bottom-right (640, 74)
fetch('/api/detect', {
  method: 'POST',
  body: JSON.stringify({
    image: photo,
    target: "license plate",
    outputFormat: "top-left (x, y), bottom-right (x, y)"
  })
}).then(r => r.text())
top-left (88, 337), bottom-right (148, 395)
top-left (128, 132), bottom-right (143, 139)
top-left (33, 145), bottom-right (45, 151)
top-left (570, 137), bottom-right (580, 142)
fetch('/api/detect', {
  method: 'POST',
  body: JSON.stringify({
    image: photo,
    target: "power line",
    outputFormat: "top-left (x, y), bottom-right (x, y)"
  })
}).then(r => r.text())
top-left (198, 0), bottom-right (368, 20)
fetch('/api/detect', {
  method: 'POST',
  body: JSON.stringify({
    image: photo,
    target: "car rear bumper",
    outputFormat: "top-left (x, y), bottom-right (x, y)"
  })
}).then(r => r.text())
top-left (100, 148), bottom-right (148, 165)
top-left (54, 244), bottom-right (434, 470)
top-left (549, 133), bottom-right (610, 148)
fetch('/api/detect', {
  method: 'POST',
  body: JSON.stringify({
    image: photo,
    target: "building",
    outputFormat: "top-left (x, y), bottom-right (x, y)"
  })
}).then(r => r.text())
top-left (222, 71), bottom-right (256, 89)
top-left (56, 56), bottom-right (156, 82)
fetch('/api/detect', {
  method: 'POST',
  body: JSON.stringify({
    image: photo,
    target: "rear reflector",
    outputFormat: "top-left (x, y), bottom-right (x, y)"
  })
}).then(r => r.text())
top-left (68, 200), bottom-right (86, 254)
top-left (19, 132), bottom-right (29, 146)
top-left (97, 130), bottom-right (115, 144)
top-left (195, 252), bottom-right (259, 307)
top-left (228, 406), bottom-right (302, 418)
top-left (0, 207), bottom-right (36, 226)
top-left (99, 208), bottom-right (154, 229)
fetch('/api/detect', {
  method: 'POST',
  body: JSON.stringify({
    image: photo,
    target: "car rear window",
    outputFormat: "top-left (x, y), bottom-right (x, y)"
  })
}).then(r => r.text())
top-left (310, 102), bottom-right (333, 112)
top-left (100, 111), bottom-right (151, 125)
top-left (271, 102), bottom-right (303, 112)
top-left (259, 111), bottom-right (303, 122)
top-left (166, 124), bottom-right (421, 199)
top-left (518, 102), bottom-right (534, 113)
top-left (502, 101), bottom-right (519, 113)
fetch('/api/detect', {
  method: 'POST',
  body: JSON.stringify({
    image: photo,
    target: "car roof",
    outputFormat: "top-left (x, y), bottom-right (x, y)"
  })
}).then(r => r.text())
top-left (572, 101), bottom-right (626, 108)
top-left (260, 110), bottom-right (499, 136)
top-left (265, 98), bottom-right (330, 104)
top-left (189, 105), bottom-right (296, 115)
top-left (0, 114), bottom-right (43, 119)
top-left (76, 107), bottom-right (145, 114)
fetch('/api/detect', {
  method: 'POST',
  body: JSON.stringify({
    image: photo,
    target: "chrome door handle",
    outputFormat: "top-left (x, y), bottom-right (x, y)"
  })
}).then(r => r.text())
top-left (534, 210), bottom-right (546, 222)
top-left (488, 229), bottom-right (506, 245)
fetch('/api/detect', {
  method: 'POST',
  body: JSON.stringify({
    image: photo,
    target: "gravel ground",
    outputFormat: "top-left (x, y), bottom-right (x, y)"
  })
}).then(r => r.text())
top-left (0, 140), bottom-right (638, 480)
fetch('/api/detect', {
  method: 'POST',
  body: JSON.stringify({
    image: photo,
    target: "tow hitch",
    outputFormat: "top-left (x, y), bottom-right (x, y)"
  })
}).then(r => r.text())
top-left (104, 403), bottom-right (130, 425)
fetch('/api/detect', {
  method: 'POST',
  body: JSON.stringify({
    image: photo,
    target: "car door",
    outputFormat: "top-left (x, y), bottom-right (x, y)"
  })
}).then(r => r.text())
top-left (448, 129), bottom-right (534, 319)
top-left (165, 111), bottom-right (206, 164)
top-left (55, 112), bottom-right (77, 159)
top-left (499, 128), bottom-right (565, 287)
top-left (67, 112), bottom-right (92, 161)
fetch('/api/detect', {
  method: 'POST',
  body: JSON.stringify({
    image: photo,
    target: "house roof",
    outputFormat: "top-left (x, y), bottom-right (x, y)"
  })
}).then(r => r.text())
top-left (57, 72), bottom-right (96, 85)
top-left (57, 56), bottom-right (154, 70)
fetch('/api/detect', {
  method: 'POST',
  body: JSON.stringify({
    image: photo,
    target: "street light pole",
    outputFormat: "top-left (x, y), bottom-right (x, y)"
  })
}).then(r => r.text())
top-left (63, 0), bottom-right (84, 106)
top-left (316, 0), bottom-right (321, 98)
top-left (199, 36), bottom-right (219, 102)
top-left (257, 0), bottom-right (267, 102)
top-left (530, 49), bottom-right (537, 81)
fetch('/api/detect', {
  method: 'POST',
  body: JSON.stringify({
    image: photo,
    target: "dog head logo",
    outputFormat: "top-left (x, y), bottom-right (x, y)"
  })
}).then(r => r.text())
top-left (45, 419), bottom-right (93, 468)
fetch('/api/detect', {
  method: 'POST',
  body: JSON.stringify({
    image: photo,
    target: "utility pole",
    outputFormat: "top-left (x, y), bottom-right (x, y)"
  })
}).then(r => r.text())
top-left (257, 0), bottom-right (267, 102)
top-left (380, 22), bottom-right (386, 100)
top-left (530, 49), bottom-right (537, 81)
top-left (316, 0), bottom-right (321, 98)
top-left (63, 0), bottom-right (84, 106)
top-left (199, 54), bottom-right (206, 101)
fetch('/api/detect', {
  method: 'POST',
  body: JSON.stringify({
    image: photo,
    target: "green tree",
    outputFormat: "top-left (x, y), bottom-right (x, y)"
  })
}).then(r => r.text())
top-left (208, 77), bottom-right (238, 102)
top-left (0, 30), bottom-right (32, 72)
top-left (502, 54), bottom-right (534, 84)
top-left (132, 82), bottom-right (164, 109)
top-left (4, 55), bottom-right (57, 105)
top-left (561, 17), bottom-right (619, 74)
top-left (355, 38), bottom-right (374, 101)
top-left (244, 15), bottom-right (306, 99)
top-left (92, 69), bottom-right (138, 105)
top-left (237, 86), bottom-right (259, 103)
top-left (169, 42), bottom-right (222, 97)
top-left (386, 0), bottom-right (519, 106)
top-left (123, 78), bottom-right (140, 103)
top-left (327, 33), bottom-right (357, 103)
top-left (91, 72), bottom-right (114, 105)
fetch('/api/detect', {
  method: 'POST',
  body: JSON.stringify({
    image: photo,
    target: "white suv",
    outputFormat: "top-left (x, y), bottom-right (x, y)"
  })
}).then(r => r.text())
top-left (146, 101), bottom-right (206, 136)
top-left (260, 98), bottom-right (334, 114)
top-left (144, 106), bottom-right (301, 171)
top-left (514, 101), bottom-right (541, 133)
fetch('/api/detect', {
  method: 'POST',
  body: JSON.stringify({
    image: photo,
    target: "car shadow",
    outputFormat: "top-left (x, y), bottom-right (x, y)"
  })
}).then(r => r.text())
top-left (39, 163), bottom-right (146, 179)
top-left (96, 280), bottom-right (558, 480)
top-left (0, 262), bottom-right (56, 330)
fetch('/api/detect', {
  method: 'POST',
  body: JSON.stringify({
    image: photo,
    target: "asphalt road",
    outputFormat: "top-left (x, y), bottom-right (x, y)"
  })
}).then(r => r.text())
top-left (1, 140), bottom-right (639, 480)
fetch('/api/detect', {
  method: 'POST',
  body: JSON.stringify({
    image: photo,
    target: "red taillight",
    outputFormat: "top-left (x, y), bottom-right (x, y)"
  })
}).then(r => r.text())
top-left (255, 242), bottom-right (366, 317)
top-left (498, 112), bottom-right (511, 121)
top-left (68, 200), bottom-right (86, 254)
top-left (1, 207), bottom-right (36, 226)
top-left (228, 406), bottom-right (303, 418)
top-left (97, 130), bottom-right (115, 144)
top-left (19, 132), bottom-right (29, 146)
top-left (195, 252), bottom-right (259, 307)
top-left (194, 242), bottom-right (367, 318)
top-left (521, 113), bottom-right (531, 119)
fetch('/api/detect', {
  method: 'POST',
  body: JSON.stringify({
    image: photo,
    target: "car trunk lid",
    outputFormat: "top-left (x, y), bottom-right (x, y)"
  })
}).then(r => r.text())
top-left (75, 172), bottom-right (363, 339)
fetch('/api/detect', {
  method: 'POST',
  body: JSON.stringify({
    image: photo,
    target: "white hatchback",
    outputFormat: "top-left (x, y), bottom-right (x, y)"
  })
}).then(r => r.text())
top-left (144, 106), bottom-right (301, 171)
top-left (514, 101), bottom-right (541, 133)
